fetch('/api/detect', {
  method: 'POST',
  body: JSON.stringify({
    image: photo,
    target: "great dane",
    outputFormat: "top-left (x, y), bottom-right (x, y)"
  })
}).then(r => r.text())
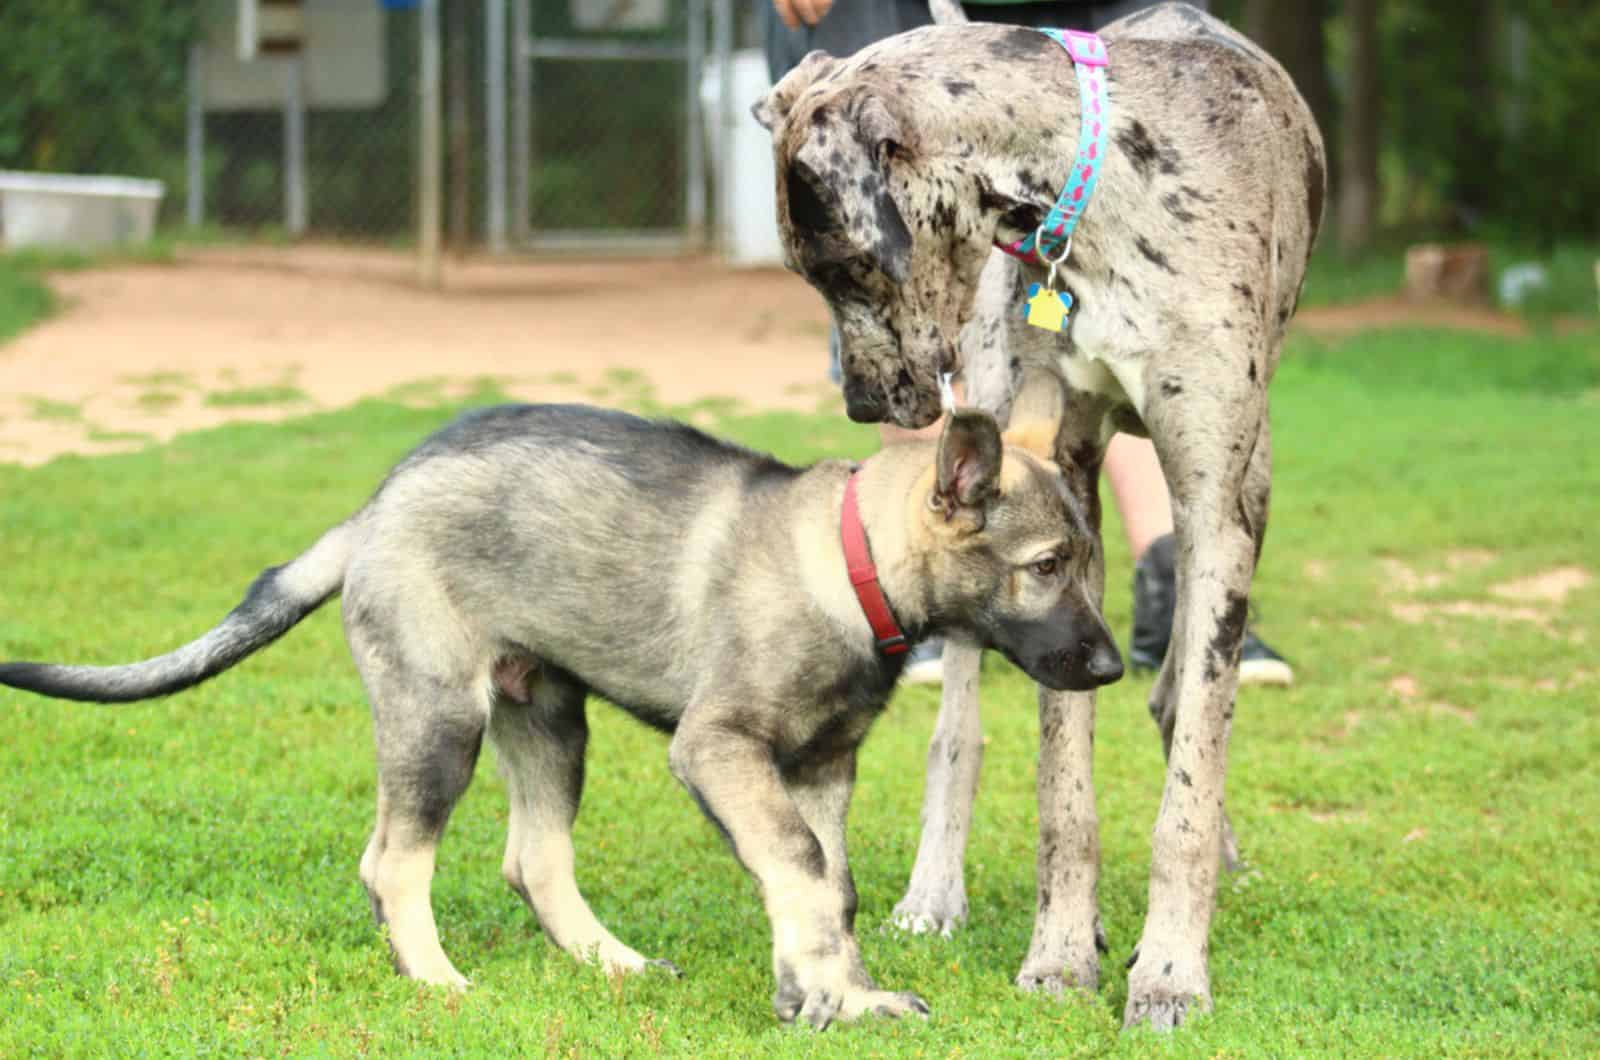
top-left (755, 1), bottom-right (1325, 1029)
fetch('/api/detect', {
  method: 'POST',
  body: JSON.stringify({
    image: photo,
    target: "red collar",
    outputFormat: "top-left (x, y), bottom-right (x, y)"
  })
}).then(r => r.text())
top-left (840, 471), bottom-right (909, 656)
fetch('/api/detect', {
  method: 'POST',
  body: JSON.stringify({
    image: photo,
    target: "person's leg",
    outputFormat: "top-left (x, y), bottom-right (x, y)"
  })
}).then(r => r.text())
top-left (1105, 433), bottom-right (1171, 563)
top-left (1106, 434), bottom-right (1293, 685)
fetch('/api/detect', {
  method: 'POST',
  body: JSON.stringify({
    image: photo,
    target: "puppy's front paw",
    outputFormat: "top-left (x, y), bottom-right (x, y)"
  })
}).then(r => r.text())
top-left (775, 980), bottom-right (930, 1029)
top-left (1014, 952), bottom-right (1098, 996)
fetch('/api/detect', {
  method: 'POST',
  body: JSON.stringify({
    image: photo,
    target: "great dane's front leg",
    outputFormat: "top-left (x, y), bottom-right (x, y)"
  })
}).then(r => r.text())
top-left (668, 714), bottom-right (927, 1029)
top-left (1124, 385), bottom-right (1267, 1031)
top-left (1019, 421), bottom-right (1108, 995)
top-left (892, 634), bottom-right (983, 935)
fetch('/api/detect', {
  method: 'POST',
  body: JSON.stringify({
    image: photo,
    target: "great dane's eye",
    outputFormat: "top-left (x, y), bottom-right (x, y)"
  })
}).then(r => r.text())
top-left (1030, 555), bottom-right (1059, 578)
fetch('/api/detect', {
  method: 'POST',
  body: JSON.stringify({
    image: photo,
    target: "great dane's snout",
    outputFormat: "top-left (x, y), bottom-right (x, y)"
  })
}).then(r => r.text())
top-left (842, 376), bottom-right (887, 423)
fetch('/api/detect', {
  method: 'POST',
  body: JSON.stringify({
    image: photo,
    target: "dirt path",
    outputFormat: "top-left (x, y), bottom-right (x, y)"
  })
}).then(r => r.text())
top-left (0, 243), bottom-right (1563, 466)
top-left (0, 246), bottom-right (842, 465)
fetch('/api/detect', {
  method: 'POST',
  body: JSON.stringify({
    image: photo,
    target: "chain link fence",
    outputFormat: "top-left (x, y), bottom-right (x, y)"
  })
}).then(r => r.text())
top-left (1, 0), bottom-right (758, 255)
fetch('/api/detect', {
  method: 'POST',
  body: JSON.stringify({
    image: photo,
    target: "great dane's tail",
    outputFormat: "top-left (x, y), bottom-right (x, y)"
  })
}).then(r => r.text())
top-left (0, 517), bottom-right (361, 703)
top-left (928, 0), bottom-right (968, 25)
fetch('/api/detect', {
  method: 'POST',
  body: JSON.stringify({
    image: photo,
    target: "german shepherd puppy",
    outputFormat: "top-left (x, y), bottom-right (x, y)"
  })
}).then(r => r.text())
top-left (0, 402), bottom-right (1121, 1028)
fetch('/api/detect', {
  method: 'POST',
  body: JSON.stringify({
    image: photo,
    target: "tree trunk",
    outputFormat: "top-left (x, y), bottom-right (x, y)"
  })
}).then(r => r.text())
top-left (1339, 0), bottom-right (1380, 256)
top-left (447, 0), bottom-right (471, 256)
top-left (1450, 0), bottom-right (1498, 229)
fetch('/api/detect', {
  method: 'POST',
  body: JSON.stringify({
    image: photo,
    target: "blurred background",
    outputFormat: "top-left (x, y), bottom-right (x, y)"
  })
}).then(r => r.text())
top-left (1, 1), bottom-right (1596, 274)
top-left (0, 0), bottom-right (1595, 469)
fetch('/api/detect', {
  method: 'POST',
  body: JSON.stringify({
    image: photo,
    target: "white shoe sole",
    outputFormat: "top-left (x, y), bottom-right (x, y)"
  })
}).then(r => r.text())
top-left (901, 657), bottom-right (944, 686)
top-left (1239, 657), bottom-right (1294, 687)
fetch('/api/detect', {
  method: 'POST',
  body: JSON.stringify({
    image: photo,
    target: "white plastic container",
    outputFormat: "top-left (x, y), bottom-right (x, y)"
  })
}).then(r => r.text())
top-left (0, 171), bottom-right (166, 251)
top-left (700, 51), bottom-right (784, 268)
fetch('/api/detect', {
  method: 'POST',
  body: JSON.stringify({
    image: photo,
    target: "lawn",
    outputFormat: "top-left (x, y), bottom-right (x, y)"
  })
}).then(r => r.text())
top-left (1, 325), bottom-right (1597, 1057)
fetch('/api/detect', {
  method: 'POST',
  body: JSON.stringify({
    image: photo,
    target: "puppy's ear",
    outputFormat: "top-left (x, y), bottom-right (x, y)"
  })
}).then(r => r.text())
top-left (934, 410), bottom-right (1003, 523)
top-left (752, 50), bottom-right (837, 131)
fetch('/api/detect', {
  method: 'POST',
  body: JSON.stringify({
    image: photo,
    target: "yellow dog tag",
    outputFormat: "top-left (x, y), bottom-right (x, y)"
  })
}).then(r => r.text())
top-left (1023, 282), bottom-right (1073, 332)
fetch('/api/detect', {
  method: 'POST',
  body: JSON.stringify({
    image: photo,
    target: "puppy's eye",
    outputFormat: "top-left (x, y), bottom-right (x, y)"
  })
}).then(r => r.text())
top-left (1031, 556), bottom-right (1059, 578)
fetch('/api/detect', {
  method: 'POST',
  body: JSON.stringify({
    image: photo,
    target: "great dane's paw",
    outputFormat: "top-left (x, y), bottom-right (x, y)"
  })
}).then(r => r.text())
top-left (1122, 945), bottom-right (1212, 1032)
top-left (888, 886), bottom-right (968, 937)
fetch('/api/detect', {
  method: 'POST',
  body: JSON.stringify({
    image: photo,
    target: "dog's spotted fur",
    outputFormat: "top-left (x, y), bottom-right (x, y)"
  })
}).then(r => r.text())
top-left (757, 2), bottom-right (1325, 1031)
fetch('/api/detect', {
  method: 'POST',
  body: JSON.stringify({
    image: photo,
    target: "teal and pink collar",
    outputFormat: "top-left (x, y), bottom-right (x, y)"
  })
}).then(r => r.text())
top-left (996, 29), bottom-right (1110, 264)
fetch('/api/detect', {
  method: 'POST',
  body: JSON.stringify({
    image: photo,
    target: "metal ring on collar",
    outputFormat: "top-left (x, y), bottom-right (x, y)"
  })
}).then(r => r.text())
top-left (1032, 225), bottom-right (1073, 266)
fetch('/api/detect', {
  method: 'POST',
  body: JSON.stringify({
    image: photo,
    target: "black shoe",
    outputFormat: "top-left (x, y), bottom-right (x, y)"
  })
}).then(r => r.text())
top-left (1128, 533), bottom-right (1295, 687)
top-left (1129, 534), bottom-right (1177, 673)
top-left (1238, 630), bottom-right (1294, 687)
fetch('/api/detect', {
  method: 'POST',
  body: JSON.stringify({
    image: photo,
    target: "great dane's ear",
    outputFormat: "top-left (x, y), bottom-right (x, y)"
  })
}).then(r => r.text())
top-left (934, 409), bottom-right (1003, 524)
top-left (1001, 367), bottom-right (1066, 460)
top-left (790, 92), bottom-right (913, 283)
top-left (752, 50), bottom-right (837, 132)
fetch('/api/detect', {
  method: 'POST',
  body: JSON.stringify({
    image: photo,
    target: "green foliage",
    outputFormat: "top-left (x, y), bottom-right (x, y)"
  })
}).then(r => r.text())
top-left (0, 1), bottom-right (197, 183)
top-left (1498, 2), bottom-right (1600, 243)
top-left (2, 323), bottom-right (1598, 1053)
top-left (1365, 0), bottom-right (1600, 242)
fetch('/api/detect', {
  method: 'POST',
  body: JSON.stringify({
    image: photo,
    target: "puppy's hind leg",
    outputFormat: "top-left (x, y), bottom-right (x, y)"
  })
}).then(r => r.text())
top-left (490, 668), bottom-right (669, 976)
top-left (891, 634), bottom-right (982, 936)
top-left (355, 661), bottom-right (487, 988)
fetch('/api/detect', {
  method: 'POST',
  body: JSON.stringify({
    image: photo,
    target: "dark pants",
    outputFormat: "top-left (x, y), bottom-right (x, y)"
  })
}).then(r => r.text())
top-left (762, 0), bottom-right (1211, 82)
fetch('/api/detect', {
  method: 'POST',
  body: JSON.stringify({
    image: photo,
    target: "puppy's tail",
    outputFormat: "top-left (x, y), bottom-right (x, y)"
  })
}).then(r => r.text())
top-left (0, 517), bottom-right (361, 704)
top-left (928, 0), bottom-right (969, 25)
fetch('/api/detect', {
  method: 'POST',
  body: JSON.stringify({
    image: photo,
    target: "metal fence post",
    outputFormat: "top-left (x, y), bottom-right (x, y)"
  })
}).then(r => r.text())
top-left (510, 0), bottom-right (531, 242)
top-left (685, 0), bottom-right (707, 246)
top-left (283, 55), bottom-right (308, 236)
top-left (186, 44), bottom-right (206, 229)
top-left (712, 0), bottom-right (733, 257)
top-left (485, 0), bottom-right (508, 254)
top-left (419, 0), bottom-right (443, 286)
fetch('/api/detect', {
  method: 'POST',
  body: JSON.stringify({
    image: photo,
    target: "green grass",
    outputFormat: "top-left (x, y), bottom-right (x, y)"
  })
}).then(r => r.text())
top-left (0, 256), bottom-right (56, 346)
top-left (118, 371), bottom-right (197, 391)
top-left (24, 397), bottom-right (83, 422)
top-left (204, 385), bottom-right (311, 409)
top-left (134, 390), bottom-right (184, 413)
top-left (1, 328), bottom-right (1597, 1055)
